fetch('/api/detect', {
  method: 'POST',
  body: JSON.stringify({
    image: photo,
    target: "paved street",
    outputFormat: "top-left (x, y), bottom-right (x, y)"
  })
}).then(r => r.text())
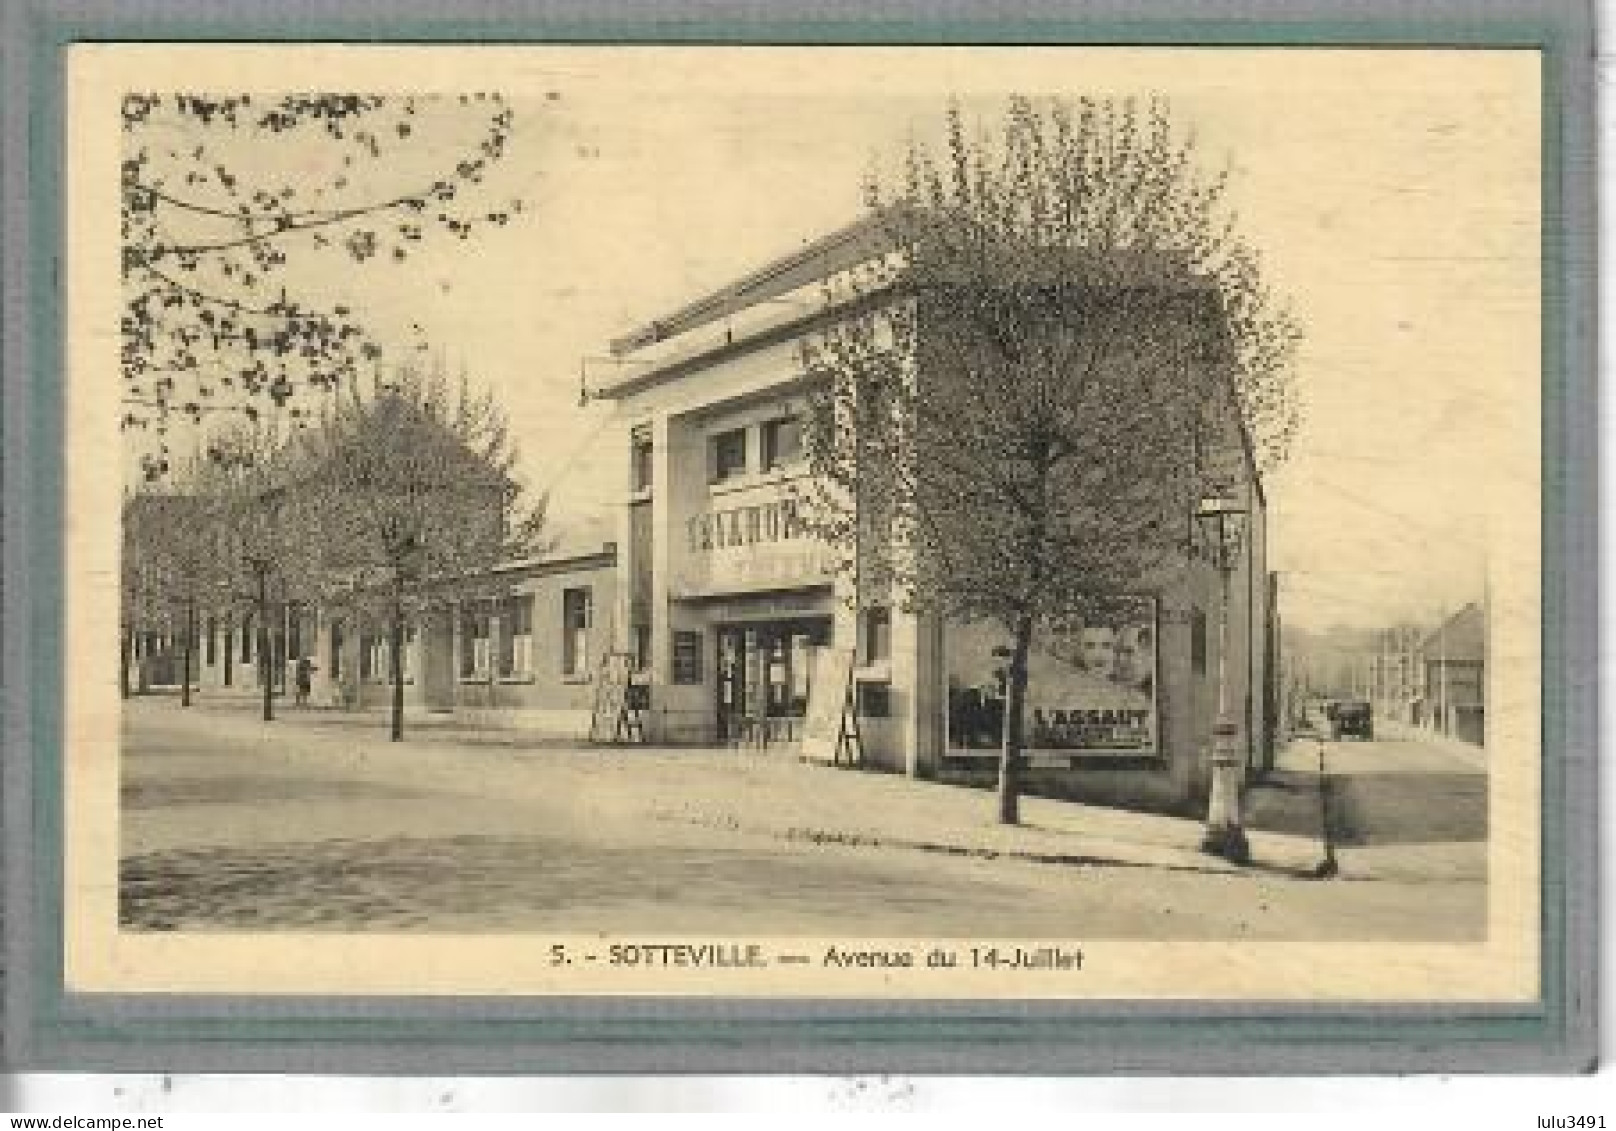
top-left (1319, 730), bottom-right (1488, 883)
top-left (119, 698), bottom-right (1484, 939)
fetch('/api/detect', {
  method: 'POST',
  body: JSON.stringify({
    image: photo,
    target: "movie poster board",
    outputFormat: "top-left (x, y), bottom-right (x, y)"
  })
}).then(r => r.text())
top-left (587, 652), bottom-right (634, 743)
top-left (798, 644), bottom-right (857, 764)
top-left (946, 597), bottom-right (1160, 758)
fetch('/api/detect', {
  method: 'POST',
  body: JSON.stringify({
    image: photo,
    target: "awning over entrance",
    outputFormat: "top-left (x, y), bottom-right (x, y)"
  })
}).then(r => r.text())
top-left (670, 583), bottom-right (832, 623)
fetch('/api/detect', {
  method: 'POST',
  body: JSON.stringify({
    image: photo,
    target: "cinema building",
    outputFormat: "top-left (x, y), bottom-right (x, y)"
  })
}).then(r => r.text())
top-left (593, 218), bottom-right (1275, 811)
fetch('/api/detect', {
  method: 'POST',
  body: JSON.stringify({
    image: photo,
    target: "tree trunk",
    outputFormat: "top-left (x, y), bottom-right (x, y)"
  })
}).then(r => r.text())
top-left (180, 601), bottom-right (195, 708)
top-left (389, 589), bottom-right (406, 743)
top-left (257, 569), bottom-right (274, 722)
top-left (996, 612), bottom-right (1036, 826)
top-left (120, 625), bottom-right (132, 700)
top-left (223, 614), bottom-right (234, 688)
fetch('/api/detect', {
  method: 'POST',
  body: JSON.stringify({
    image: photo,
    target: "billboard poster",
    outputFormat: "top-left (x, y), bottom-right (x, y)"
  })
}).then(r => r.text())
top-left (946, 597), bottom-right (1160, 758)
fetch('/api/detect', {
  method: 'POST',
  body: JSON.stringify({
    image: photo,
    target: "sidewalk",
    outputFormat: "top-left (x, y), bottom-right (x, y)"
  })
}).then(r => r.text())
top-left (129, 696), bottom-right (1332, 880)
top-left (143, 689), bottom-right (590, 748)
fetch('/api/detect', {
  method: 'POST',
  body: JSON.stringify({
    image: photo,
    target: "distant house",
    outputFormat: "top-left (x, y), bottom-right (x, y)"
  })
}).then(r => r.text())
top-left (1418, 602), bottom-right (1486, 747)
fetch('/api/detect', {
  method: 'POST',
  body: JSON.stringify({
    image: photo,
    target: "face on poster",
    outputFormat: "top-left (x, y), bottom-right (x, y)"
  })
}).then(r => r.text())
top-left (946, 598), bottom-right (1159, 756)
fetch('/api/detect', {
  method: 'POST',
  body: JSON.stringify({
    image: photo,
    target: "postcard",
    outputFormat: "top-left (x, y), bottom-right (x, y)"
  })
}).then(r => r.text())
top-left (60, 42), bottom-right (1544, 1005)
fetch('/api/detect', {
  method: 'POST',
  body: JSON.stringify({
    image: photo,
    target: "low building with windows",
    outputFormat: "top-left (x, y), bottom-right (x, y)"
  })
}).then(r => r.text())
top-left (185, 518), bottom-right (618, 735)
top-left (592, 218), bottom-right (1275, 812)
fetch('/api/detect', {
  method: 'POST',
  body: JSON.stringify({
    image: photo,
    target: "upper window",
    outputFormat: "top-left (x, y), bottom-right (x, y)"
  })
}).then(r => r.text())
top-left (630, 430), bottom-right (654, 493)
top-left (710, 428), bottom-right (748, 483)
top-left (761, 416), bottom-right (803, 471)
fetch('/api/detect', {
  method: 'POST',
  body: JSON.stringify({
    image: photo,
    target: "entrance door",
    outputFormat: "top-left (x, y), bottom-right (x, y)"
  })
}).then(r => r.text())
top-left (714, 618), bottom-right (833, 744)
top-left (716, 627), bottom-right (748, 742)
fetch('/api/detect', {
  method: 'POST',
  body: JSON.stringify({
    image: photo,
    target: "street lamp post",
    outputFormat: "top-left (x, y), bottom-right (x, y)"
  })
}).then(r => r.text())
top-left (1195, 490), bottom-right (1250, 865)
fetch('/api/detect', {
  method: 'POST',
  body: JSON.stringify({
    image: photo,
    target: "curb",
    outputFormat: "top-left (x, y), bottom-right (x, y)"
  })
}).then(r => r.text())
top-left (649, 805), bottom-right (1333, 881)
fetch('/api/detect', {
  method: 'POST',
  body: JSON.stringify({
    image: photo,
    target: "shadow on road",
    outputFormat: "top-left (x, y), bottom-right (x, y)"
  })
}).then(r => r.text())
top-left (1242, 771), bottom-right (1324, 839)
top-left (1327, 771), bottom-right (1488, 845)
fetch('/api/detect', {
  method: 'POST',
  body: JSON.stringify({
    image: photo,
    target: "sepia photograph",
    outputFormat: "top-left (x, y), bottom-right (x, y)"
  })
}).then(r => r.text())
top-left (55, 42), bottom-right (1545, 1002)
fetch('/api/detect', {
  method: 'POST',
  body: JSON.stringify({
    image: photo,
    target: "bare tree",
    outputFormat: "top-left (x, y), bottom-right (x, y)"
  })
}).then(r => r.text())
top-left (800, 96), bottom-right (1301, 824)
top-left (297, 360), bottom-right (550, 741)
top-left (121, 92), bottom-right (527, 482)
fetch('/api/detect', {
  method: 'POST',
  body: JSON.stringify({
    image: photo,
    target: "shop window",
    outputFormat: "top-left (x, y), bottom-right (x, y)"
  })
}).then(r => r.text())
top-left (630, 430), bottom-right (654, 492)
top-left (1191, 607), bottom-right (1207, 675)
top-left (861, 606), bottom-right (891, 666)
top-left (761, 415), bottom-right (803, 471)
top-left (460, 604), bottom-right (491, 679)
top-left (709, 427), bottom-right (748, 483)
top-left (562, 587), bottom-right (592, 676)
top-left (499, 594), bottom-right (535, 678)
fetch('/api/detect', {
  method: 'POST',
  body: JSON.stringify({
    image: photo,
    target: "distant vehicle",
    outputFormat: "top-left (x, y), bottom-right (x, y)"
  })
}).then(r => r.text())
top-left (1330, 699), bottom-right (1374, 740)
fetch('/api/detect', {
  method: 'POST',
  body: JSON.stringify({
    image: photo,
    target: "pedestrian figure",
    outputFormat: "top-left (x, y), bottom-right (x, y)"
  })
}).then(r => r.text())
top-left (294, 655), bottom-right (315, 707)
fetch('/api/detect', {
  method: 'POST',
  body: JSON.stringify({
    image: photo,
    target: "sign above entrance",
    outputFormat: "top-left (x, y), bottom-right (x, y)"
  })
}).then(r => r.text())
top-left (687, 497), bottom-right (806, 553)
top-left (676, 491), bottom-right (837, 596)
top-left (674, 586), bottom-right (832, 623)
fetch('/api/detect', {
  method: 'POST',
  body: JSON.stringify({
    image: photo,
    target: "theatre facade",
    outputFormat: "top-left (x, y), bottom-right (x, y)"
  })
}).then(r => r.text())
top-left (593, 218), bottom-right (1276, 810)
